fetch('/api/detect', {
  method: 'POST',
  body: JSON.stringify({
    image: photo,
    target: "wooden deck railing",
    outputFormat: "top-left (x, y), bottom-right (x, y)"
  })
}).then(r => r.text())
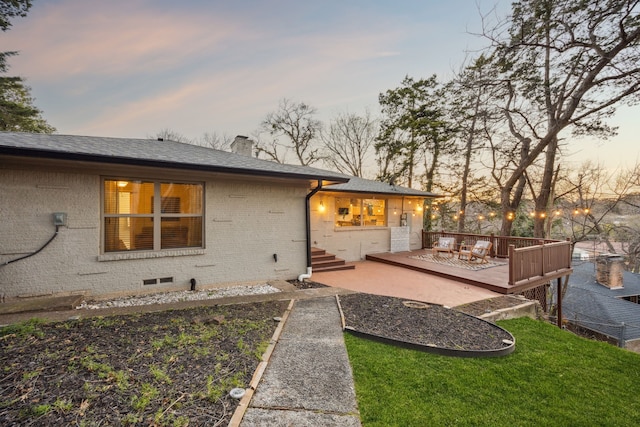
top-left (508, 241), bottom-right (572, 286)
top-left (423, 231), bottom-right (573, 288)
top-left (422, 231), bottom-right (559, 258)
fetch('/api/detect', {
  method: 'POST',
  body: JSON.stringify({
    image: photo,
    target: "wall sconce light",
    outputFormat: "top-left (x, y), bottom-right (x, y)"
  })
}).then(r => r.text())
top-left (117, 181), bottom-right (128, 188)
top-left (319, 201), bottom-right (325, 212)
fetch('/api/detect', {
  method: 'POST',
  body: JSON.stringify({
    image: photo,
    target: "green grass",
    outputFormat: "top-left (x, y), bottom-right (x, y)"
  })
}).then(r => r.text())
top-left (345, 317), bottom-right (640, 427)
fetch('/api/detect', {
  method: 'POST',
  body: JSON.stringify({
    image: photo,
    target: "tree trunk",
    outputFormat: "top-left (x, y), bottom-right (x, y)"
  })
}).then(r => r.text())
top-left (457, 93), bottom-right (481, 233)
top-left (533, 135), bottom-right (558, 238)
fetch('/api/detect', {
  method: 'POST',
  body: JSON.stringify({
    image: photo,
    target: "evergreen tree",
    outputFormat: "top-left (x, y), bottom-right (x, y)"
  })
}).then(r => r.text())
top-left (0, 0), bottom-right (55, 133)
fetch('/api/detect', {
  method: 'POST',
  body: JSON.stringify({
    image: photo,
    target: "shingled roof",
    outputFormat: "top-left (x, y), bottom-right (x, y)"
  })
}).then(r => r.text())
top-left (563, 262), bottom-right (640, 341)
top-left (322, 175), bottom-right (440, 197)
top-left (0, 132), bottom-right (348, 184)
top-left (1, 132), bottom-right (440, 197)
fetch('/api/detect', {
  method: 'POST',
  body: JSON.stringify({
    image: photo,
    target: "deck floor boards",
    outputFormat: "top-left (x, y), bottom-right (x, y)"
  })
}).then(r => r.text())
top-left (366, 250), bottom-right (520, 294)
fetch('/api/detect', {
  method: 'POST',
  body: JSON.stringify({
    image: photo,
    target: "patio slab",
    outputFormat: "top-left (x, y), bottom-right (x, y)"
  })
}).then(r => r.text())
top-left (312, 259), bottom-right (499, 307)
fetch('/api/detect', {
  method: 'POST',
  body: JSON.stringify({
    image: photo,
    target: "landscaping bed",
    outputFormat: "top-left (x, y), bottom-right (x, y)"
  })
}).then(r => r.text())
top-left (0, 300), bottom-right (287, 426)
top-left (338, 293), bottom-right (515, 356)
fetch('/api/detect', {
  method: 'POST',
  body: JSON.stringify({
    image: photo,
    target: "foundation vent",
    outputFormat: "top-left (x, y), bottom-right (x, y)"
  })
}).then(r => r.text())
top-left (143, 277), bottom-right (175, 286)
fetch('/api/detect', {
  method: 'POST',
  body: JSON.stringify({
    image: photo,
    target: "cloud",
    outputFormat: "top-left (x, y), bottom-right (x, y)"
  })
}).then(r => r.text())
top-left (4, 0), bottom-right (245, 81)
top-left (5, 0), bottom-right (461, 142)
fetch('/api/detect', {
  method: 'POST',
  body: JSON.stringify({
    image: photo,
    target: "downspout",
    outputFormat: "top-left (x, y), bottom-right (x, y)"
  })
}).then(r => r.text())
top-left (298, 180), bottom-right (323, 282)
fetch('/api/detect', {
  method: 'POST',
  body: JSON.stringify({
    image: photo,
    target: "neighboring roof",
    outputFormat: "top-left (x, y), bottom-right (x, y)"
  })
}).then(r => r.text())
top-left (320, 175), bottom-right (440, 198)
top-left (0, 132), bottom-right (349, 184)
top-left (563, 261), bottom-right (640, 341)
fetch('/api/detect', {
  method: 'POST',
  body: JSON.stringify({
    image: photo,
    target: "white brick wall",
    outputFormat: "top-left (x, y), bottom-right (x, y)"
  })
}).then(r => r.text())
top-left (0, 167), bottom-right (308, 299)
top-left (310, 195), bottom-right (425, 261)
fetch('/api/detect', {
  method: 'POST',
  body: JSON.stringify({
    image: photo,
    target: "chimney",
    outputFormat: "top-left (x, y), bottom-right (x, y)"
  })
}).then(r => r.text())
top-left (231, 135), bottom-right (254, 157)
top-left (595, 254), bottom-right (624, 289)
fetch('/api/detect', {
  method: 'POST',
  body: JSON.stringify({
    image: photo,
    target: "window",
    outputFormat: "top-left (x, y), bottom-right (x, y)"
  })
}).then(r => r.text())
top-left (103, 179), bottom-right (203, 252)
top-left (335, 197), bottom-right (386, 227)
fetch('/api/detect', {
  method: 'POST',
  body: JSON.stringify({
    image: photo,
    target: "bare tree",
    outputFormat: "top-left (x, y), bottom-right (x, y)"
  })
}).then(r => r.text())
top-left (197, 131), bottom-right (232, 151)
top-left (257, 98), bottom-right (323, 166)
top-left (481, 0), bottom-right (640, 237)
top-left (321, 110), bottom-right (377, 177)
top-left (553, 162), bottom-right (640, 261)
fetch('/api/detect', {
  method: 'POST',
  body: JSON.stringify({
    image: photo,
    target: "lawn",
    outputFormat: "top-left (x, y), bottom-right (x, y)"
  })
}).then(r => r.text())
top-left (345, 317), bottom-right (640, 427)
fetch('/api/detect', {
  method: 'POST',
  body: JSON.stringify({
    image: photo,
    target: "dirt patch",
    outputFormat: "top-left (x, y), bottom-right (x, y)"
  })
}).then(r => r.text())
top-left (0, 301), bottom-right (287, 426)
top-left (288, 279), bottom-right (328, 290)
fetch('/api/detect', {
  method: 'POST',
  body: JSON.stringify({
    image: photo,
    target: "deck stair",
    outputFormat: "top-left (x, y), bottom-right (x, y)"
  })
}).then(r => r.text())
top-left (311, 247), bottom-right (355, 273)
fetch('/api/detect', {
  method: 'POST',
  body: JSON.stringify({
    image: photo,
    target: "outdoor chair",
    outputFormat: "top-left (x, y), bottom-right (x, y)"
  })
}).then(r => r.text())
top-left (458, 240), bottom-right (492, 263)
top-left (432, 237), bottom-right (455, 257)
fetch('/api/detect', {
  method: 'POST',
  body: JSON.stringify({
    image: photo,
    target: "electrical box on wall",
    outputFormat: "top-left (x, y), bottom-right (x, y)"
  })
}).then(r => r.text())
top-left (52, 212), bottom-right (67, 226)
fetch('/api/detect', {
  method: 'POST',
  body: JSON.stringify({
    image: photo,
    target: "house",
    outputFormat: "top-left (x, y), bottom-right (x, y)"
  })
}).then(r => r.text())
top-left (0, 132), bottom-right (437, 300)
top-left (563, 258), bottom-right (640, 353)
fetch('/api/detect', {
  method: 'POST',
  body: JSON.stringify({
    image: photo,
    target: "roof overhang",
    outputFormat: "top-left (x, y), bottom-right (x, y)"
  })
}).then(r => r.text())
top-left (0, 146), bottom-right (349, 187)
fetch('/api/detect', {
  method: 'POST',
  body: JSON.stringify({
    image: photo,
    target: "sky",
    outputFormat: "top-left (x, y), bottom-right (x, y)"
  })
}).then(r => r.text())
top-left (3, 0), bottom-right (639, 171)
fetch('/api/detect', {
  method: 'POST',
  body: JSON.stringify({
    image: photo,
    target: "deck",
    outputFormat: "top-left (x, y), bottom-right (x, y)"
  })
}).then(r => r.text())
top-left (366, 249), bottom-right (556, 295)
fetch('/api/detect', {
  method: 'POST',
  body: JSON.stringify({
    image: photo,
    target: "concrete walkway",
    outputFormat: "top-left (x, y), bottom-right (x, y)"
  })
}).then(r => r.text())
top-left (239, 296), bottom-right (361, 426)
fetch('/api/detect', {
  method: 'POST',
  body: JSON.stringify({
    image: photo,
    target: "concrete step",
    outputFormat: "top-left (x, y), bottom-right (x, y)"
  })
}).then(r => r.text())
top-left (312, 259), bottom-right (347, 269)
top-left (312, 253), bottom-right (337, 262)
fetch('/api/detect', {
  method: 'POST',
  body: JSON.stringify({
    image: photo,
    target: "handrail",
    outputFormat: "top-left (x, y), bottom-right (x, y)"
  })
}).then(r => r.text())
top-left (508, 241), bottom-right (572, 286)
top-left (423, 231), bottom-right (572, 287)
top-left (423, 231), bottom-right (559, 258)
